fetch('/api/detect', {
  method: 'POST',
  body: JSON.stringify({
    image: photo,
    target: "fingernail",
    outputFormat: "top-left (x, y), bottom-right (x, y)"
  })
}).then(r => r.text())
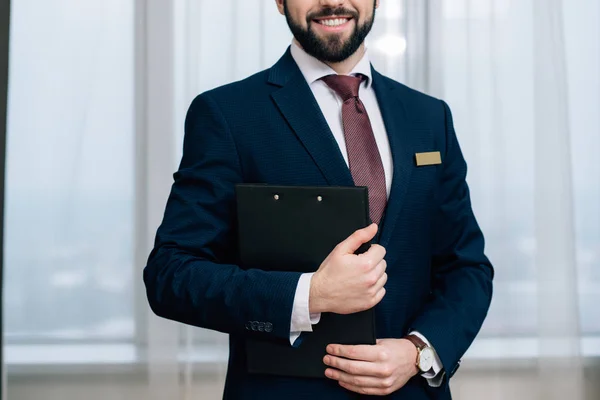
top-left (323, 355), bottom-right (330, 365)
top-left (325, 369), bottom-right (333, 378)
top-left (326, 345), bottom-right (333, 353)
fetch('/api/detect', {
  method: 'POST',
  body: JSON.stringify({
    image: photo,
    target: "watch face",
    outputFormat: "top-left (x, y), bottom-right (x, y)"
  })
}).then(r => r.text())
top-left (419, 348), bottom-right (434, 372)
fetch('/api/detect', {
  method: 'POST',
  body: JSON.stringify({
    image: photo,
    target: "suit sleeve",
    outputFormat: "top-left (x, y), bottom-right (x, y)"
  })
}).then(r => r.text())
top-left (143, 93), bottom-right (303, 341)
top-left (408, 100), bottom-right (494, 381)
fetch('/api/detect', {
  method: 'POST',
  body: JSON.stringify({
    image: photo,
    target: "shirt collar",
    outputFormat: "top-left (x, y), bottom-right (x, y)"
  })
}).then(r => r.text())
top-left (290, 41), bottom-right (373, 89)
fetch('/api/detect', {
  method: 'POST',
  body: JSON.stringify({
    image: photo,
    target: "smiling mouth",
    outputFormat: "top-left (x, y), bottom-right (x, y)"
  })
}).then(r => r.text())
top-left (313, 17), bottom-right (353, 27)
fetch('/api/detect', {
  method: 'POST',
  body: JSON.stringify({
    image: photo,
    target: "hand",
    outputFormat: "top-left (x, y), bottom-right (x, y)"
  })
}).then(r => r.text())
top-left (309, 223), bottom-right (387, 315)
top-left (323, 339), bottom-right (419, 396)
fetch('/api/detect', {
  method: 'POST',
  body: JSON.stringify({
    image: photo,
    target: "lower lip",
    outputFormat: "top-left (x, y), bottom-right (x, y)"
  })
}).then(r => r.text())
top-left (313, 19), bottom-right (353, 33)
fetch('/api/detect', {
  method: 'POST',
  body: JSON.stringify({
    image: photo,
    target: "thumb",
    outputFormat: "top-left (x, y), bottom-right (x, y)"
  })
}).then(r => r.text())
top-left (338, 223), bottom-right (378, 255)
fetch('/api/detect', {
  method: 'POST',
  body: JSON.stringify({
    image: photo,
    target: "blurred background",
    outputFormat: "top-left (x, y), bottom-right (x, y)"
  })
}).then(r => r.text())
top-left (2, 0), bottom-right (599, 399)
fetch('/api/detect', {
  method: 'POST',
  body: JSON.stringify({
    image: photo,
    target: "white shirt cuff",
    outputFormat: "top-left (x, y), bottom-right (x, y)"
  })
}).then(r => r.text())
top-left (289, 273), bottom-right (322, 345)
top-left (409, 331), bottom-right (445, 387)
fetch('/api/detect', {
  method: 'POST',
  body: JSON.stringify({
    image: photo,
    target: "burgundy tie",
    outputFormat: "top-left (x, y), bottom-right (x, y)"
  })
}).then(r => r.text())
top-left (321, 74), bottom-right (387, 225)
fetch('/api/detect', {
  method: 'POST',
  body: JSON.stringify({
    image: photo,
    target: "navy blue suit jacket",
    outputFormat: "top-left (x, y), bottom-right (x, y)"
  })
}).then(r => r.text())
top-left (144, 48), bottom-right (494, 400)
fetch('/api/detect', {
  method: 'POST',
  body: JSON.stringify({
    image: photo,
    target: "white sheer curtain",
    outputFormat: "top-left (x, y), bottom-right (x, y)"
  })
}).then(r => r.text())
top-left (5, 0), bottom-right (139, 399)
top-left (426, 0), bottom-right (599, 399)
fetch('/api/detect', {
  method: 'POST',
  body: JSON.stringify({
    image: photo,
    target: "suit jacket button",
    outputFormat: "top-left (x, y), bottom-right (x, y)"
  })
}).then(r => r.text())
top-left (257, 322), bottom-right (265, 332)
top-left (264, 322), bottom-right (273, 333)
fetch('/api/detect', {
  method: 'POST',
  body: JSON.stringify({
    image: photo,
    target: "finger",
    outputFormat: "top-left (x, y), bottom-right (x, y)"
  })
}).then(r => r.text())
top-left (338, 381), bottom-right (388, 396)
top-left (372, 286), bottom-right (386, 306)
top-left (337, 224), bottom-right (378, 255)
top-left (359, 244), bottom-right (386, 266)
top-left (369, 258), bottom-right (387, 280)
top-left (326, 344), bottom-right (380, 362)
top-left (375, 273), bottom-right (388, 292)
top-left (323, 355), bottom-right (382, 377)
top-left (362, 261), bottom-right (387, 291)
top-left (325, 368), bottom-right (389, 388)
top-left (373, 270), bottom-right (388, 291)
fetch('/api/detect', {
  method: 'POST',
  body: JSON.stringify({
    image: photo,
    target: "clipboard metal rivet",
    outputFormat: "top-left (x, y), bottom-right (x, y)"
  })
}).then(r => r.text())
top-left (274, 194), bottom-right (280, 201)
top-left (317, 196), bottom-right (323, 202)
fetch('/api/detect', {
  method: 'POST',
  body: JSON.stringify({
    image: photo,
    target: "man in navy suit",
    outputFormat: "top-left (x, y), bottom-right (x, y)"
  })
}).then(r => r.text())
top-left (143, 0), bottom-right (494, 398)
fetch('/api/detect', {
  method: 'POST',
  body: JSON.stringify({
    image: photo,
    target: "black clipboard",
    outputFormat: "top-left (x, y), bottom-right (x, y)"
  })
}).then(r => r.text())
top-left (235, 184), bottom-right (376, 378)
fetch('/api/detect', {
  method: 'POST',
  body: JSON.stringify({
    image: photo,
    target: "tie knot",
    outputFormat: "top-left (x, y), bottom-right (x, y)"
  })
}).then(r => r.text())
top-left (321, 74), bottom-right (363, 102)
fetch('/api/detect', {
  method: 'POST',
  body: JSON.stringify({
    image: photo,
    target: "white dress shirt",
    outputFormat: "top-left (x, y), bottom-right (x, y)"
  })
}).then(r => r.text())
top-left (287, 41), bottom-right (444, 387)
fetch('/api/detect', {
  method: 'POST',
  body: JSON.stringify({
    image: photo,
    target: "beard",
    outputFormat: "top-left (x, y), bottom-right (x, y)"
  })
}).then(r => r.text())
top-left (284, 1), bottom-right (376, 63)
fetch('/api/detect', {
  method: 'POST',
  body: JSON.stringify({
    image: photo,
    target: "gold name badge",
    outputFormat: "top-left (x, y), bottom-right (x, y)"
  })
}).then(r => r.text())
top-left (415, 151), bottom-right (442, 166)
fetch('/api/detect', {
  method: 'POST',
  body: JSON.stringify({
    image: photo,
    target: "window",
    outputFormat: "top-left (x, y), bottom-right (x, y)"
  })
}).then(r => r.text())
top-left (4, 0), bottom-right (135, 346)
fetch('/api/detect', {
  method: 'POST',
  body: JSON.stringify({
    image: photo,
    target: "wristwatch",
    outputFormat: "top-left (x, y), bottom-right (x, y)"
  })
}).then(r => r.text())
top-left (404, 334), bottom-right (434, 373)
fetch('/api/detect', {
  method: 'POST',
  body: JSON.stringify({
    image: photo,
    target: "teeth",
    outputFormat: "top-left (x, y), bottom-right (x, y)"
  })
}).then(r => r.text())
top-left (319, 18), bottom-right (348, 27)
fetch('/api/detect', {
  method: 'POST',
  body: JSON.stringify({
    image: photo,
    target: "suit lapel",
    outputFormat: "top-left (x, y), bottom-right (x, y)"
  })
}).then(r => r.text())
top-left (268, 49), bottom-right (354, 187)
top-left (267, 51), bottom-right (428, 247)
top-left (371, 69), bottom-right (427, 248)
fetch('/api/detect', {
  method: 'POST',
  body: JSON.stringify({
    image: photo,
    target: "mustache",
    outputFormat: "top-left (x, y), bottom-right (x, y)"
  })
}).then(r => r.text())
top-left (307, 7), bottom-right (359, 22)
